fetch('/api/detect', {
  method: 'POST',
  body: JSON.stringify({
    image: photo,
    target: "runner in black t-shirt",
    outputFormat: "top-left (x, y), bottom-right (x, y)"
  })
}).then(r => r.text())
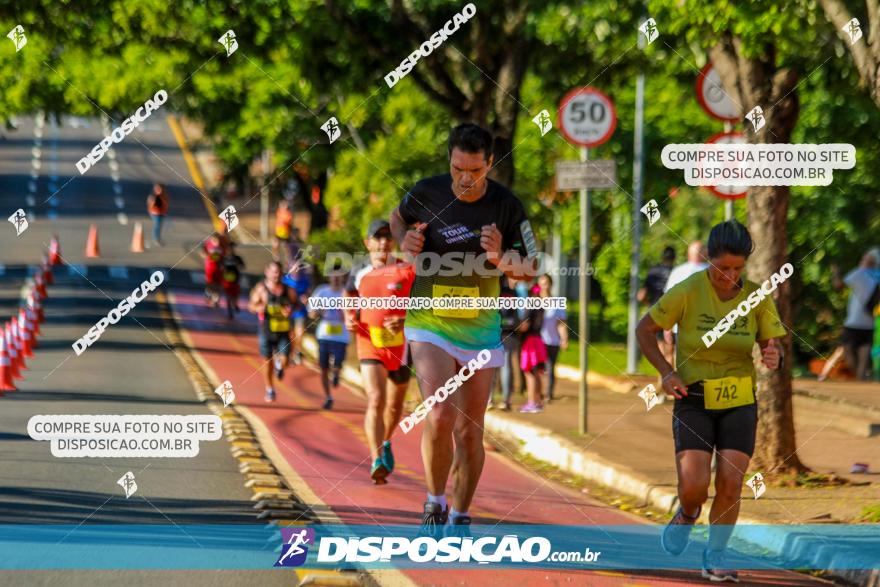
top-left (390, 123), bottom-right (538, 534)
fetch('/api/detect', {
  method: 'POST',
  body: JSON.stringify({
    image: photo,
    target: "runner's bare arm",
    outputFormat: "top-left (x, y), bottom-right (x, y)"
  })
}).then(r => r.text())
top-left (636, 313), bottom-right (687, 398)
top-left (247, 284), bottom-right (266, 314)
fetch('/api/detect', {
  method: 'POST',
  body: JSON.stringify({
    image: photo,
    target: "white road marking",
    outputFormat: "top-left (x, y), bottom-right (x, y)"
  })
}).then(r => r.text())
top-left (117, 212), bottom-right (129, 225)
top-left (114, 196), bottom-right (125, 208)
top-left (27, 180), bottom-right (37, 192)
top-left (31, 147), bottom-right (41, 158)
top-left (25, 195), bottom-right (35, 206)
top-left (113, 184), bottom-right (123, 195)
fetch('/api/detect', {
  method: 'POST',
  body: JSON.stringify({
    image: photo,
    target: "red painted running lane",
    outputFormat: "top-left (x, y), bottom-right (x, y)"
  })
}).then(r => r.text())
top-left (173, 290), bottom-right (830, 587)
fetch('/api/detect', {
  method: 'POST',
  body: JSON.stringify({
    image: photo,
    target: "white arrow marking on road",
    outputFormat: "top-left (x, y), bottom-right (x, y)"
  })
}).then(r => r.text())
top-left (109, 266), bottom-right (129, 280)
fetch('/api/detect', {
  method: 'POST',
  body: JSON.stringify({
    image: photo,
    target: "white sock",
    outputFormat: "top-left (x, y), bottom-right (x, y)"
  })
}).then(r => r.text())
top-left (449, 508), bottom-right (469, 524)
top-left (427, 493), bottom-right (447, 510)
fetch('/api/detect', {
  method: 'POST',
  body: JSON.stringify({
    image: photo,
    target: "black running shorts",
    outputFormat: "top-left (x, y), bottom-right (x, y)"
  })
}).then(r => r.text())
top-left (672, 382), bottom-right (758, 457)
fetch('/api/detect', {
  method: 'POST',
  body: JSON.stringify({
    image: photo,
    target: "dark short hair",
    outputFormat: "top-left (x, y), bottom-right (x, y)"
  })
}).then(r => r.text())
top-left (265, 260), bottom-right (283, 272)
top-left (662, 246), bottom-right (676, 261)
top-left (707, 220), bottom-right (754, 260)
top-left (447, 123), bottom-right (493, 161)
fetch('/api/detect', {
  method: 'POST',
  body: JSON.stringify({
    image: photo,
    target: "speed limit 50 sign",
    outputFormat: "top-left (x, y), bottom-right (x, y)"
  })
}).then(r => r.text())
top-left (558, 87), bottom-right (617, 148)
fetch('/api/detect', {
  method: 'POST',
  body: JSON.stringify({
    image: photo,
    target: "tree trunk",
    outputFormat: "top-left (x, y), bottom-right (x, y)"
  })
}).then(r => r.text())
top-left (819, 0), bottom-right (880, 108)
top-left (710, 37), bottom-right (809, 476)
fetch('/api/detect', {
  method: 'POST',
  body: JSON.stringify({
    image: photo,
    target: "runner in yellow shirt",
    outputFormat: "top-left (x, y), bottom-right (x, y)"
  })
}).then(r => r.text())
top-left (636, 220), bottom-right (785, 583)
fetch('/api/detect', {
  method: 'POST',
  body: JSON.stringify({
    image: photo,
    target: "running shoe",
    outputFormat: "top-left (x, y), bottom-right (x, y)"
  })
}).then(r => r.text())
top-left (660, 505), bottom-right (701, 556)
top-left (380, 440), bottom-right (394, 473)
top-left (444, 514), bottom-right (472, 538)
top-left (418, 502), bottom-right (448, 538)
top-left (519, 402), bottom-right (543, 413)
top-left (701, 549), bottom-right (739, 582)
top-left (370, 458), bottom-right (389, 485)
top-left (274, 356), bottom-right (284, 380)
top-left (264, 388), bottom-right (276, 403)
top-left (322, 397), bottom-right (334, 410)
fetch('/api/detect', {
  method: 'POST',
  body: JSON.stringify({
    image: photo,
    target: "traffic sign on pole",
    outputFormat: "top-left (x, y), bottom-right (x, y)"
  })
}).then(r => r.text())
top-left (558, 87), bottom-right (618, 148)
top-left (557, 86), bottom-right (617, 435)
top-left (555, 160), bottom-right (617, 191)
top-left (705, 131), bottom-right (747, 200)
top-left (696, 63), bottom-right (740, 122)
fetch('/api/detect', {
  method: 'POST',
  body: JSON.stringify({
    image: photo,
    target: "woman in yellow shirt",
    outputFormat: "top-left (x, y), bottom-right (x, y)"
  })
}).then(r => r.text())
top-left (636, 220), bottom-right (785, 582)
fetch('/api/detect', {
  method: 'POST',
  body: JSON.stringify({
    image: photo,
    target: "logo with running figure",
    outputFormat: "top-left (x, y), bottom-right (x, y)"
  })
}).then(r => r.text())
top-left (639, 18), bottom-right (659, 45)
top-left (214, 380), bottom-right (235, 407)
top-left (7, 25), bottom-right (26, 52)
top-left (219, 205), bottom-right (239, 231)
top-left (117, 471), bottom-right (138, 498)
top-left (532, 110), bottom-right (552, 136)
top-left (640, 199), bottom-right (660, 226)
top-left (746, 106), bottom-right (765, 133)
top-left (275, 527), bottom-right (316, 567)
top-left (8, 208), bottom-right (28, 236)
top-left (746, 472), bottom-right (766, 499)
top-left (843, 18), bottom-right (862, 45)
top-left (321, 117), bottom-right (341, 144)
top-left (218, 30), bottom-right (238, 56)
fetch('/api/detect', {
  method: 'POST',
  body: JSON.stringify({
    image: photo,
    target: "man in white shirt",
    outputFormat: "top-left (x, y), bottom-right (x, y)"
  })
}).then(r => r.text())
top-left (832, 248), bottom-right (880, 380)
top-left (659, 241), bottom-right (708, 372)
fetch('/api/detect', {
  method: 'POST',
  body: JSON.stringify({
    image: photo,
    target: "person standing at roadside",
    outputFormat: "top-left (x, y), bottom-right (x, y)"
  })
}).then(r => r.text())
top-left (146, 183), bottom-right (169, 246)
top-left (832, 248), bottom-right (880, 380)
top-left (538, 274), bottom-right (568, 402)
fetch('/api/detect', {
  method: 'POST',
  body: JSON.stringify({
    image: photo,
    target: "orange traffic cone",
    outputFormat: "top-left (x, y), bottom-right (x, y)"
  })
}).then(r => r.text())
top-left (29, 292), bottom-right (44, 325)
top-left (18, 309), bottom-right (34, 357)
top-left (8, 321), bottom-right (25, 378)
top-left (27, 298), bottom-right (41, 336)
top-left (35, 272), bottom-right (47, 298)
top-left (49, 234), bottom-right (63, 265)
top-left (131, 221), bottom-right (145, 253)
top-left (86, 224), bottom-right (100, 258)
top-left (0, 328), bottom-right (16, 392)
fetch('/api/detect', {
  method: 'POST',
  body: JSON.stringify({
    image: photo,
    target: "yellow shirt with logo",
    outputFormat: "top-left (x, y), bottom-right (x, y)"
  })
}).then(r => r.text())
top-left (649, 270), bottom-right (786, 386)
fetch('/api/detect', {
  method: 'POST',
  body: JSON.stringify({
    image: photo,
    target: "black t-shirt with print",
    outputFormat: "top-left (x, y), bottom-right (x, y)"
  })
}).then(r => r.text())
top-left (398, 173), bottom-right (536, 350)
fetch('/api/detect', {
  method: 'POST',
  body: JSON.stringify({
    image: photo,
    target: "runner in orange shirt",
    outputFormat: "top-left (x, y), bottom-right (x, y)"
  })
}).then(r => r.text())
top-left (273, 200), bottom-right (294, 261)
top-left (344, 220), bottom-right (415, 484)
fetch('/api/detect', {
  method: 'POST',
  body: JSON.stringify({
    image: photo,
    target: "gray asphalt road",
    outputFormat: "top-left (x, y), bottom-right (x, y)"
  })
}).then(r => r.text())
top-left (0, 114), bottom-right (292, 586)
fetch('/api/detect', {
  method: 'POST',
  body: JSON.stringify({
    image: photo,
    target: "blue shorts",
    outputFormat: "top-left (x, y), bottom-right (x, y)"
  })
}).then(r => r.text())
top-left (259, 332), bottom-right (291, 359)
top-left (318, 340), bottom-right (347, 370)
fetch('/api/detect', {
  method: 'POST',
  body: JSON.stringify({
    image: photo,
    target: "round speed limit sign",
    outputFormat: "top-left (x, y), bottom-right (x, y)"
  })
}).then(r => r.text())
top-left (696, 63), bottom-right (740, 122)
top-left (558, 87), bottom-right (617, 148)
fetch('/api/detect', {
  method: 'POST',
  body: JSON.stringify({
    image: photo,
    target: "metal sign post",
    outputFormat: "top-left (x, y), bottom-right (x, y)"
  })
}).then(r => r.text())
top-left (558, 87), bottom-right (617, 435)
top-left (578, 146), bottom-right (590, 435)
